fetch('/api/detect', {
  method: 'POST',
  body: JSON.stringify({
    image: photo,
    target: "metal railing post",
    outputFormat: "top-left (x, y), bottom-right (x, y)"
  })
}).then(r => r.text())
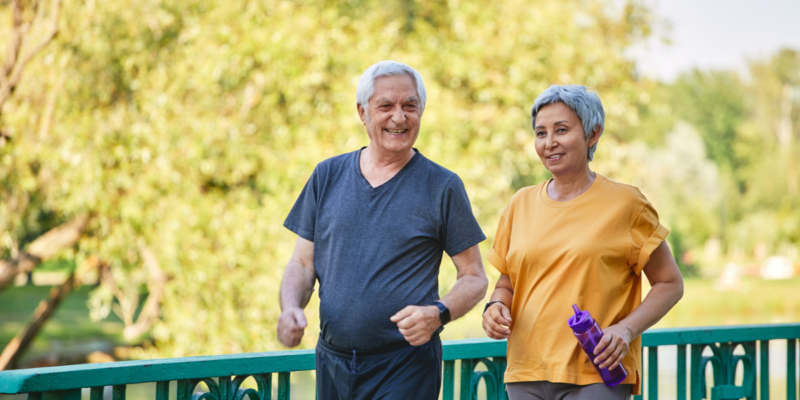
top-left (760, 340), bottom-right (770, 400)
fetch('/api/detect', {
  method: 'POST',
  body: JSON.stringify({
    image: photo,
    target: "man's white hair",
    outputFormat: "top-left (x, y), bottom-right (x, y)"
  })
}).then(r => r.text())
top-left (356, 60), bottom-right (427, 120)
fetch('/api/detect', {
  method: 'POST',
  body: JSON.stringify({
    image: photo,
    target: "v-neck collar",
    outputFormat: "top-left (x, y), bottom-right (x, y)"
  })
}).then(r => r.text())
top-left (354, 147), bottom-right (421, 192)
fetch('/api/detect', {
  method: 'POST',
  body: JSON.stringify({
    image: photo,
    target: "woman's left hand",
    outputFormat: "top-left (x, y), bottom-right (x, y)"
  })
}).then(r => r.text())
top-left (593, 323), bottom-right (634, 370)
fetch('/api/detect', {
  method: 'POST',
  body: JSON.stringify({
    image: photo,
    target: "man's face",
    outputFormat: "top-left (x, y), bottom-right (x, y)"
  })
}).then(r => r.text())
top-left (358, 75), bottom-right (421, 156)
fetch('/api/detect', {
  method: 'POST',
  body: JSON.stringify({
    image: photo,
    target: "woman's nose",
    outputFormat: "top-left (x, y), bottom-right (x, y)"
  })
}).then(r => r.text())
top-left (545, 133), bottom-right (557, 149)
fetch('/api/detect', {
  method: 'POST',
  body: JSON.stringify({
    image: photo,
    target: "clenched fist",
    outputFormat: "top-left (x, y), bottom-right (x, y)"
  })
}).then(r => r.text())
top-left (482, 302), bottom-right (512, 340)
top-left (277, 307), bottom-right (307, 348)
top-left (593, 323), bottom-right (632, 370)
top-left (390, 305), bottom-right (441, 346)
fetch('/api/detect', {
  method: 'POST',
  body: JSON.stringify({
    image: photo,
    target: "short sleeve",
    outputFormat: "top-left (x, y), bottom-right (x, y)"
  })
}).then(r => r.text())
top-left (628, 201), bottom-right (669, 275)
top-left (487, 202), bottom-right (512, 276)
top-left (283, 167), bottom-right (319, 242)
top-left (440, 175), bottom-right (486, 257)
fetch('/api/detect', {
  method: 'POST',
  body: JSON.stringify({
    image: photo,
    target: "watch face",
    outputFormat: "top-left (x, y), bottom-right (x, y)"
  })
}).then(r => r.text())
top-left (440, 307), bottom-right (451, 325)
top-left (435, 302), bottom-right (451, 325)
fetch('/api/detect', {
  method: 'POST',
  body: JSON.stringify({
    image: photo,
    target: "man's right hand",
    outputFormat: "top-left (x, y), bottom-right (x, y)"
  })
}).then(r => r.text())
top-left (277, 307), bottom-right (307, 347)
top-left (482, 302), bottom-right (512, 340)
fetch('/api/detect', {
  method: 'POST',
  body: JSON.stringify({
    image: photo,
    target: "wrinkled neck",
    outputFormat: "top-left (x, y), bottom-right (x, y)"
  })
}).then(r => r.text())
top-left (362, 146), bottom-right (414, 171)
top-left (548, 166), bottom-right (595, 202)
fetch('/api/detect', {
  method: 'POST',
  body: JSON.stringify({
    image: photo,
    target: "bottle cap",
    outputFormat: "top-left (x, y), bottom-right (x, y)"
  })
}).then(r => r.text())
top-left (568, 304), bottom-right (594, 332)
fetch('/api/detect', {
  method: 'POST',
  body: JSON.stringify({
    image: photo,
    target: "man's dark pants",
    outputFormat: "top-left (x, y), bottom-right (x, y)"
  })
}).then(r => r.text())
top-left (315, 336), bottom-right (442, 400)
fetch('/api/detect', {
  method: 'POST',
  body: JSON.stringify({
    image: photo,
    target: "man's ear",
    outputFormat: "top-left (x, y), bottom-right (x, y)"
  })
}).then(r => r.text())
top-left (357, 104), bottom-right (368, 124)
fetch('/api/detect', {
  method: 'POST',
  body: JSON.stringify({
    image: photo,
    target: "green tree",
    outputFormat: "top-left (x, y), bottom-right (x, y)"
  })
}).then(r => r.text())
top-left (734, 49), bottom-right (800, 251)
top-left (0, 0), bottom-right (94, 370)
top-left (642, 49), bottom-right (800, 266)
top-left (2, 0), bottom-right (658, 360)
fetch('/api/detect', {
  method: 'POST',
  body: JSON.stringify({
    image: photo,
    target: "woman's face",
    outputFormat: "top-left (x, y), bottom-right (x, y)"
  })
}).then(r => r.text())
top-left (534, 102), bottom-right (599, 177)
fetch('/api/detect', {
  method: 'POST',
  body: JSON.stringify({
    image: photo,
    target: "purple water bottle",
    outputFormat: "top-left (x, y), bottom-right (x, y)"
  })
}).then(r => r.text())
top-left (567, 304), bottom-right (627, 387)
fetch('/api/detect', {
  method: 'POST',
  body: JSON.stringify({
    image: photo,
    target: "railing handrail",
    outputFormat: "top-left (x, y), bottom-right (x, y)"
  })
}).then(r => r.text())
top-left (0, 323), bottom-right (798, 395)
top-left (641, 323), bottom-right (800, 346)
top-left (0, 339), bottom-right (510, 394)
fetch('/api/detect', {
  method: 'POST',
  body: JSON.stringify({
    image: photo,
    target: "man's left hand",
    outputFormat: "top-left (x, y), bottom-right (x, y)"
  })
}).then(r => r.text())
top-left (593, 323), bottom-right (633, 370)
top-left (390, 305), bottom-right (442, 346)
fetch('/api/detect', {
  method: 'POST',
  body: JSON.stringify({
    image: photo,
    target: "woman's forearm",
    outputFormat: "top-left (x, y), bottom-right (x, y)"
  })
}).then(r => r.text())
top-left (593, 242), bottom-right (684, 370)
top-left (619, 280), bottom-right (683, 338)
top-left (490, 287), bottom-right (514, 306)
top-left (618, 241), bottom-right (685, 338)
top-left (489, 274), bottom-right (514, 307)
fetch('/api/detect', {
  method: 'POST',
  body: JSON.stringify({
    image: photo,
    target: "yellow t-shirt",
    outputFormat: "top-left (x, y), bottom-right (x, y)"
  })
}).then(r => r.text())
top-left (487, 174), bottom-right (668, 395)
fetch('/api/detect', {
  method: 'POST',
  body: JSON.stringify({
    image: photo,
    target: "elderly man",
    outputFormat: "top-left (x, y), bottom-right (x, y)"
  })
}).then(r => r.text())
top-left (278, 60), bottom-right (488, 399)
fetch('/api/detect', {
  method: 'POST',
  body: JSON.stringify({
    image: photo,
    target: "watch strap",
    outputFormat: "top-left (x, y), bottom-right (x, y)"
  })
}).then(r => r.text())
top-left (483, 300), bottom-right (506, 314)
top-left (434, 301), bottom-right (451, 325)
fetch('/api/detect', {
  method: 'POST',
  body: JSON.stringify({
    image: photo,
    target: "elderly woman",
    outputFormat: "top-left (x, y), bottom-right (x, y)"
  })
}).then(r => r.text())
top-left (482, 85), bottom-right (684, 400)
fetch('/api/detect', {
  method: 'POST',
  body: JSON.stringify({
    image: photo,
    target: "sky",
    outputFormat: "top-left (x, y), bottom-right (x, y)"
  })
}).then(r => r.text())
top-left (631, 0), bottom-right (800, 82)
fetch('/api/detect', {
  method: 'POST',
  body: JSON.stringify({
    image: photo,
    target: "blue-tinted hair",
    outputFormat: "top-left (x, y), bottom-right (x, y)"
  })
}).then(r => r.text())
top-left (530, 85), bottom-right (605, 161)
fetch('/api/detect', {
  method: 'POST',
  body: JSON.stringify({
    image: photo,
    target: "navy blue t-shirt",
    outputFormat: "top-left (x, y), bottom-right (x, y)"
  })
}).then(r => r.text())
top-left (284, 148), bottom-right (486, 351)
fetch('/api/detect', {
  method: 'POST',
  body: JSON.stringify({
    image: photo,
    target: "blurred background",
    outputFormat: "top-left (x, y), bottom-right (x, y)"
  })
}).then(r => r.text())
top-left (0, 0), bottom-right (798, 385)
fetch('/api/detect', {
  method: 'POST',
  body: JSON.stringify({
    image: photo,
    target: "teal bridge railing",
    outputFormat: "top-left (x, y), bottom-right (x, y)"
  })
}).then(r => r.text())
top-left (0, 323), bottom-right (797, 400)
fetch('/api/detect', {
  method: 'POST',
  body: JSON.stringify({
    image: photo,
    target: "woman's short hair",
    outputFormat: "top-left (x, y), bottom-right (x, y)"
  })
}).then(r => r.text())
top-left (356, 60), bottom-right (427, 119)
top-left (530, 85), bottom-right (605, 161)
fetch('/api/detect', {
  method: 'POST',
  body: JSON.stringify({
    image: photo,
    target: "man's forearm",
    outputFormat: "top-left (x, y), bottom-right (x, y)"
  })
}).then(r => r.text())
top-left (279, 261), bottom-right (316, 311)
top-left (440, 273), bottom-right (488, 320)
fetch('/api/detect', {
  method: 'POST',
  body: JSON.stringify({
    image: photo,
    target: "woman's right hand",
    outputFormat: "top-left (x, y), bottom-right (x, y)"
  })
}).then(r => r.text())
top-left (482, 301), bottom-right (512, 340)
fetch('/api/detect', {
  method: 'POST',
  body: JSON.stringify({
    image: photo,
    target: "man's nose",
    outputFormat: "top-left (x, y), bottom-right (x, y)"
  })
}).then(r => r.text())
top-left (390, 105), bottom-right (406, 124)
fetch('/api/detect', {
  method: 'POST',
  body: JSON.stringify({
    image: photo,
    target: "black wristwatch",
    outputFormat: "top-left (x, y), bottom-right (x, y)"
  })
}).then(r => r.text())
top-left (483, 300), bottom-right (505, 314)
top-left (434, 302), bottom-right (451, 325)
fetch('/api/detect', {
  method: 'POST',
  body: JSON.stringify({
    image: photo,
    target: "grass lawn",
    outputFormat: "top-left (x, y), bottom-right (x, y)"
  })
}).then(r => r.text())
top-left (0, 276), bottom-right (797, 400)
top-left (442, 276), bottom-right (800, 342)
top-left (652, 276), bottom-right (800, 328)
top-left (0, 276), bottom-right (798, 366)
top-left (0, 285), bottom-right (128, 365)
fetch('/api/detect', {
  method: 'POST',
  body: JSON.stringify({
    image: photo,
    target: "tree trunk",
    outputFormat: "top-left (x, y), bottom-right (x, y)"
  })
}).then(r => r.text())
top-left (0, 272), bottom-right (76, 370)
top-left (122, 246), bottom-right (168, 341)
top-left (0, 214), bottom-right (89, 292)
top-left (0, 0), bottom-right (61, 115)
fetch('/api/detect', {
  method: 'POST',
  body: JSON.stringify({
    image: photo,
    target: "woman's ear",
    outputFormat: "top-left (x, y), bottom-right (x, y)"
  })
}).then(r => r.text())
top-left (588, 125), bottom-right (603, 147)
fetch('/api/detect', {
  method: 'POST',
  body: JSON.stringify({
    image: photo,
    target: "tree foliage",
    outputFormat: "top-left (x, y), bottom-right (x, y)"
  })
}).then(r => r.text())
top-left (6, 0), bottom-right (796, 360)
top-left (1, 0), bottom-right (656, 357)
top-left (633, 50), bottom-right (800, 267)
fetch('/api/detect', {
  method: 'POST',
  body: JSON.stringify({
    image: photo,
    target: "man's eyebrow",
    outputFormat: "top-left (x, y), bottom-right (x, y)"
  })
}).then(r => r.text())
top-left (373, 96), bottom-right (419, 105)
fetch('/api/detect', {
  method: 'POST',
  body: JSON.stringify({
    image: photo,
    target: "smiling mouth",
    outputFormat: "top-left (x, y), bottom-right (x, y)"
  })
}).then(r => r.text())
top-left (385, 129), bottom-right (407, 136)
top-left (547, 154), bottom-right (564, 161)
